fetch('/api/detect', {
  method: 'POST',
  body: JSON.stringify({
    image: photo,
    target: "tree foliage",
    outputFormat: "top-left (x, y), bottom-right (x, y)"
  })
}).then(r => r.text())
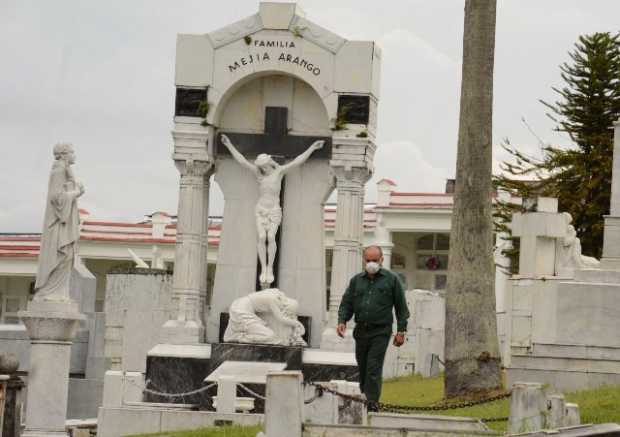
top-left (495, 32), bottom-right (620, 258)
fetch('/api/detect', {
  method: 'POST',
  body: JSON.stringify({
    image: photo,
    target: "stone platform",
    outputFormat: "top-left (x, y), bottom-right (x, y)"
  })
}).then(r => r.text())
top-left (145, 342), bottom-right (358, 411)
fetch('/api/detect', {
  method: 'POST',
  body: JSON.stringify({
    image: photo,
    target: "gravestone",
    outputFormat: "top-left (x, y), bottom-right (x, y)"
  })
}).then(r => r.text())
top-left (505, 121), bottom-right (620, 390)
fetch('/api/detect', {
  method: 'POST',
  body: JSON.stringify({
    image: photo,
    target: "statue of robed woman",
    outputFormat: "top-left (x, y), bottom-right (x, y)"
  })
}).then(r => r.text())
top-left (34, 143), bottom-right (85, 301)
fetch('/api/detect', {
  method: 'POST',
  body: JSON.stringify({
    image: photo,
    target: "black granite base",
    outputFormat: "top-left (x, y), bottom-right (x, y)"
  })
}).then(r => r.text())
top-left (302, 363), bottom-right (359, 383)
top-left (145, 356), bottom-right (214, 407)
top-left (145, 342), bottom-right (358, 412)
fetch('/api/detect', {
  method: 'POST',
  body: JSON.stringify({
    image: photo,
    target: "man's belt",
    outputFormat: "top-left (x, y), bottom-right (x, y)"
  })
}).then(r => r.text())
top-left (355, 321), bottom-right (390, 329)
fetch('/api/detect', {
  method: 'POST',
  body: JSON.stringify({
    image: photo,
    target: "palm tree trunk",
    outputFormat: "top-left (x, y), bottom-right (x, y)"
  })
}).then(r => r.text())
top-left (444, 0), bottom-right (502, 398)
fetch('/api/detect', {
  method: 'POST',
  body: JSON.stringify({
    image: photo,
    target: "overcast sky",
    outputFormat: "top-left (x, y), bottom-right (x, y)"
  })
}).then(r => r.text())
top-left (1, 0), bottom-right (619, 232)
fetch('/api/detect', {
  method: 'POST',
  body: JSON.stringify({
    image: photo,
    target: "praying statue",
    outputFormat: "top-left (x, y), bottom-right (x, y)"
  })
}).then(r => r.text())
top-left (223, 288), bottom-right (306, 346)
top-left (556, 212), bottom-right (600, 276)
top-left (220, 134), bottom-right (324, 287)
top-left (34, 143), bottom-right (85, 301)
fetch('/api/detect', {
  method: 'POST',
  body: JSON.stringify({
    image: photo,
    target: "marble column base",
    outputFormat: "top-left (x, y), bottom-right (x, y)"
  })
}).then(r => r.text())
top-left (18, 300), bottom-right (84, 437)
top-left (160, 320), bottom-right (204, 345)
top-left (320, 327), bottom-right (355, 352)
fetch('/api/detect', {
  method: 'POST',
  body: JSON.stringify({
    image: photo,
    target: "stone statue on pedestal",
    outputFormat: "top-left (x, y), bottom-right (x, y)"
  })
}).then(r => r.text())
top-left (33, 143), bottom-right (85, 302)
top-left (223, 288), bottom-right (306, 346)
top-left (220, 134), bottom-right (323, 288)
top-left (557, 212), bottom-right (600, 274)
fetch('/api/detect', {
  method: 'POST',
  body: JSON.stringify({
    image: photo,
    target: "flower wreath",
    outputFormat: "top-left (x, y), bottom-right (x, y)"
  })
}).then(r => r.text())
top-left (425, 256), bottom-right (440, 271)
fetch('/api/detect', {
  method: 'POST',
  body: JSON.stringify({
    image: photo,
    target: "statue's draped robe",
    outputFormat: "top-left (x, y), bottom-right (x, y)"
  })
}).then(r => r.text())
top-left (34, 160), bottom-right (80, 299)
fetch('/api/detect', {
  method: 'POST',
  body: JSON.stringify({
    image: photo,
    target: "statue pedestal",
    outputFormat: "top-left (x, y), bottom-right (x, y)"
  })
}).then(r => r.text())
top-left (145, 342), bottom-right (358, 412)
top-left (18, 300), bottom-right (84, 437)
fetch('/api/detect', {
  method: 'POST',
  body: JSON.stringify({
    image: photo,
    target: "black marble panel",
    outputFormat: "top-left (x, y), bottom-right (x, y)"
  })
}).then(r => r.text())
top-left (264, 106), bottom-right (288, 136)
top-left (145, 356), bottom-right (214, 408)
top-left (215, 132), bottom-right (332, 160)
top-left (302, 363), bottom-right (359, 383)
top-left (218, 313), bottom-right (312, 345)
top-left (338, 94), bottom-right (370, 124)
top-left (175, 88), bottom-right (207, 117)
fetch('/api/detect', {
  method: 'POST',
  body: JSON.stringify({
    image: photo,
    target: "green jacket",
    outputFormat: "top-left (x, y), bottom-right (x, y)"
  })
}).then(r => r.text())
top-left (337, 268), bottom-right (410, 332)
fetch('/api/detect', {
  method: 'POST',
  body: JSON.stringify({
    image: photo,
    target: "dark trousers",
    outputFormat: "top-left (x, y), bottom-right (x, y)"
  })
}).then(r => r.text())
top-left (353, 323), bottom-right (391, 403)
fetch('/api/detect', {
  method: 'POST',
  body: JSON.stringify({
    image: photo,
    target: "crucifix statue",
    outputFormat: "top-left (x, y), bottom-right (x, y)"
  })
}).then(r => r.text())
top-left (220, 133), bottom-right (324, 288)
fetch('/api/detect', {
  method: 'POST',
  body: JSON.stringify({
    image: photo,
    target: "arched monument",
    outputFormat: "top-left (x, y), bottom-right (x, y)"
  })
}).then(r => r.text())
top-left (160, 2), bottom-right (381, 348)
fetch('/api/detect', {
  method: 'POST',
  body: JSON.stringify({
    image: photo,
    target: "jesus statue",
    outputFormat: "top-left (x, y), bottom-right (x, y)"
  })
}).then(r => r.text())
top-left (220, 134), bottom-right (324, 287)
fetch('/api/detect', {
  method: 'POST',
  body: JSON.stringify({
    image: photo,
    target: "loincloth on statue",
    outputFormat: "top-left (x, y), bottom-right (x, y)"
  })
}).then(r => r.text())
top-left (255, 205), bottom-right (282, 230)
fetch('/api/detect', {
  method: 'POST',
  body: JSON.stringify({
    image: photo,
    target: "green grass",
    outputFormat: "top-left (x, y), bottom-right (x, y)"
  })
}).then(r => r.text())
top-left (381, 373), bottom-right (620, 433)
top-left (126, 425), bottom-right (262, 437)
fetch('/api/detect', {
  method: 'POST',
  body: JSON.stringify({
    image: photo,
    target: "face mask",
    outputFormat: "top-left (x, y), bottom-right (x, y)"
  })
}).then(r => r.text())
top-left (365, 261), bottom-right (381, 274)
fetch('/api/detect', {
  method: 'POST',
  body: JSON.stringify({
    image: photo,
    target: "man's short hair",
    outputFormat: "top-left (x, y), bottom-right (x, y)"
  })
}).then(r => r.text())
top-left (363, 245), bottom-right (383, 257)
top-left (53, 143), bottom-right (74, 159)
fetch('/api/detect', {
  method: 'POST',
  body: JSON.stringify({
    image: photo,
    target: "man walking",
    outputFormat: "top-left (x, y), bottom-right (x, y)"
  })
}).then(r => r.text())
top-left (337, 245), bottom-right (410, 411)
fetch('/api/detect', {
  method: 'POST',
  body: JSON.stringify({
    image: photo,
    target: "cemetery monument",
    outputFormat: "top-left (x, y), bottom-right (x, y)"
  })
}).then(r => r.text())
top-left (98, 3), bottom-right (380, 433)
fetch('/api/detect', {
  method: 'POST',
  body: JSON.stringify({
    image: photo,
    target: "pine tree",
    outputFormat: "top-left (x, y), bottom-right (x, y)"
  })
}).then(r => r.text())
top-left (495, 32), bottom-right (620, 258)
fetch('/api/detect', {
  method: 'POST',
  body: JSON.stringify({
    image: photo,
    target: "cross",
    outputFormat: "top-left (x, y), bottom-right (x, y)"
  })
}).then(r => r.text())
top-left (511, 198), bottom-right (566, 277)
top-left (216, 107), bottom-right (332, 289)
top-left (216, 107), bottom-right (332, 161)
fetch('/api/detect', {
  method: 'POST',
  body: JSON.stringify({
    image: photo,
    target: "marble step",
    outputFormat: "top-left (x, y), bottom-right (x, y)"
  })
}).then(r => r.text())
top-left (574, 268), bottom-right (620, 284)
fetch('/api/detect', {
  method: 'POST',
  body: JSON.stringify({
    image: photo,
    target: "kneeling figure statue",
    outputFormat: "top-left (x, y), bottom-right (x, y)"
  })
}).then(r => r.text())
top-left (223, 288), bottom-right (306, 346)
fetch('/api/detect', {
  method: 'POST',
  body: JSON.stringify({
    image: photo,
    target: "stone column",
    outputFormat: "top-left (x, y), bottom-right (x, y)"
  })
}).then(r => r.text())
top-left (321, 137), bottom-right (373, 350)
top-left (161, 156), bottom-right (214, 344)
top-left (602, 118), bottom-right (620, 268)
top-left (264, 371), bottom-right (303, 437)
top-left (507, 382), bottom-right (546, 434)
top-left (19, 301), bottom-right (84, 437)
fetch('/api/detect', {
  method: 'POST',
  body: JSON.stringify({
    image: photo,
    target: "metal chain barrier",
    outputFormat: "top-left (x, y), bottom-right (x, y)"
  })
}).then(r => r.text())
top-left (141, 379), bottom-right (217, 399)
top-left (304, 385), bottom-right (324, 404)
top-left (480, 416), bottom-right (509, 423)
top-left (307, 381), bottom-right (512, 413)
top-left (237, 383), bottom-right (267, 401)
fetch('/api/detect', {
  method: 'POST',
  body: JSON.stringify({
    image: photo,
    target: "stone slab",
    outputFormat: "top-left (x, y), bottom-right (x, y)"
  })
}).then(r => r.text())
top-left (303, 424), bottom-right (497, 437)
top-left (302, 349), bottom-right (358, 382)
top-left (148, 343), bottom-right (212, 359)
top-left (368, 412), bottom-right (490, 433)
top-left (67, 378), bottom-right (103, 419)
top-left (513, 423), bottom-right (620, 436)
top-left (259, 2), bottom-right (297, 30)
top-left (205, 361), bottom-right (286, 384)
top-left (302, 349), bottom-right (356, 366)
top-left (506, 365), bottom-right (620, 392)
top-left (97, 407), bottom-right (264, 437)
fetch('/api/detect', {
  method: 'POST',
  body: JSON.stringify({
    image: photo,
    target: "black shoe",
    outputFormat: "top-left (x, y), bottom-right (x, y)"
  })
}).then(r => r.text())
top-left (367, 402), bottom-right (379, 412)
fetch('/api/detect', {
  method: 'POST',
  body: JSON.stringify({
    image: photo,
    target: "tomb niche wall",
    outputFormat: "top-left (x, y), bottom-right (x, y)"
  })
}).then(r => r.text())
top-left (208, 74), bottom-right (333, 347)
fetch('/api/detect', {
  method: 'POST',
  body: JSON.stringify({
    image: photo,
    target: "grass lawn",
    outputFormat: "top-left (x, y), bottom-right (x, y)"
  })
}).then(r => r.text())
top-left (127, 374), bottom-right (620, 436)
top-left (381, 373), bottom-right (620, 433)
